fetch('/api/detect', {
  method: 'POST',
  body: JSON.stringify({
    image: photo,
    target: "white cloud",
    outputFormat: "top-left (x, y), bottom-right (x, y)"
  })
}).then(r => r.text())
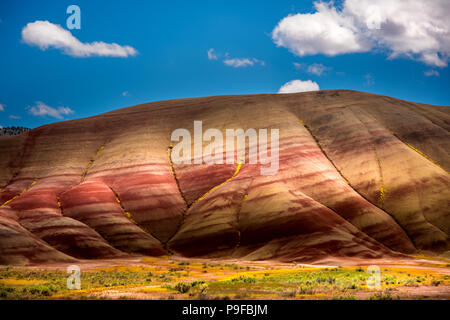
top-left (28, 102), bottom-right (74, 119)
top-left (22, 21), bottom-right (138, 58)
top-left (424, 69), bottom-right (439, 77)
top-left (294, 62), bottom-right (329, 76)
top-left (223, 58), bottom-right (265, 68)
top-left (293, 62), bottom-right (303, 70)
top-left (207, 48), bottom-right (218, 60)
top-left (122, 91), bottom-right (129, 96)
top-left (209, 49), bottom-right (265, 68)
top-left (365, 73), bottom-right (375, 85)
top-left (278, 80), bottom-right (320, 93)
top-left (272, 0), bottom-right (450, 67)
top-left (0, 104), bottom-right (4, 111)
top-left (9, 115), bottom-right (20, 119)
top-left (307, 63), bottom-right (329, 76)
top-left (273, 2), bottom-right (370, 57)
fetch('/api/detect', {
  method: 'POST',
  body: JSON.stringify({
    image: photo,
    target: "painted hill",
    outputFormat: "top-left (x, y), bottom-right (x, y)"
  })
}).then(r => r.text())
top-left (0, 90), bottom-right (449, 265)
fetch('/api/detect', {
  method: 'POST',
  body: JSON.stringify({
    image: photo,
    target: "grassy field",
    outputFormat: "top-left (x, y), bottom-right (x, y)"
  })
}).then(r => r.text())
top-left (0, 257), bottom-right (449, 300)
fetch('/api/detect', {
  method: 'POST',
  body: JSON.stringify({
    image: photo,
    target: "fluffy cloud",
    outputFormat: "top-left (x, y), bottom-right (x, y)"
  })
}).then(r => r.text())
top-left (122, 91), bottom-right (129, 96)
top-left (223, 58), bottom-right (265, 68)
top-left (273, 2), bottom-right (370, 57)
top-left (207, 48), bottom-right (218, 60)
top-left (9, 115), bottom-right (20, 119)
top-left (28, 102), bottom-right (74, 119)
top-left (278, 80), bottom-right (320, 93)
top-left (22, 21), bottom-right (138, 58)
top-left (272, 0), bottom-right (450, 67)
top-left (0, 104), bottom-right (4, 111)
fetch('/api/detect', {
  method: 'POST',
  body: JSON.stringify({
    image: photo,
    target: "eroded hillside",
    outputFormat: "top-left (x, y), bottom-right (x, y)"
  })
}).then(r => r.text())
top-left (0, 90), bottom-right (449, 265)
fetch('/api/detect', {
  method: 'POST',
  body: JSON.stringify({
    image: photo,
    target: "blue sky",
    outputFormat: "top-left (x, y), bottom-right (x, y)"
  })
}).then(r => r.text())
top-left (0, 0), bottom-right (449, 128)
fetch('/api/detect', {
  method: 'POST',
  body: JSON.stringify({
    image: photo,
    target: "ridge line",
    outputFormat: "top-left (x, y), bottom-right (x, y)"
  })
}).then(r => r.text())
top-left (299, 118), bottom-right (418, 251)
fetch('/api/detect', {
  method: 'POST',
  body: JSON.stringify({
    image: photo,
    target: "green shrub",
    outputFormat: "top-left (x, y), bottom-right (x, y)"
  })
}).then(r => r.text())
top-left (190, 281), bottom-right (205, 287)
top-left (369, 291), bottom-right (393, 300)
top-left (333, 295), bottom-right (356, 300)
top-left (431, 280), bottom-right (441, 286)
top-left (297, 286), bottom-right (314, 295)
top-left (279, 290), bottom-right (296, 297)
top-left (174, 282), bottom-right (191, 293)
top-left (231, 276), bottom-right (256, 283)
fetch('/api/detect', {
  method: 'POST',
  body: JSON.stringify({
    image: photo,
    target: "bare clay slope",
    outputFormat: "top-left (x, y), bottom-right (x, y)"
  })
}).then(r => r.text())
top-left (0, 90), bottom-right (449, 265)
